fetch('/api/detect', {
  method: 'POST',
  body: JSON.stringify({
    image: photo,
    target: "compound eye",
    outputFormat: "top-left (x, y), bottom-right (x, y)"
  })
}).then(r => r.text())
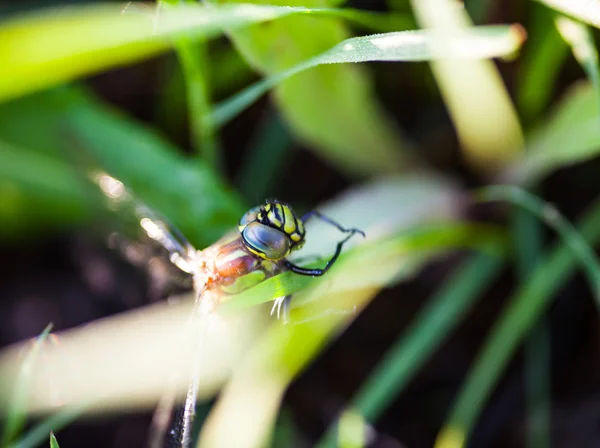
top-left (239, 206), bottom-right (261, 230)
top-left (242, 222), bottom-right (290, 260)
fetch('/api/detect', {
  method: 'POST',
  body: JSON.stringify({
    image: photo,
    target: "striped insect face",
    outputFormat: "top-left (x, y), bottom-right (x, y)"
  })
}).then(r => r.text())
top-left (238, 200), bottom-right (306, 260)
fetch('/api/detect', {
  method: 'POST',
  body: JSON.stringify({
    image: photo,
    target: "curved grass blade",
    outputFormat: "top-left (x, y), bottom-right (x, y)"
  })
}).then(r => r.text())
top-left (220, 0), bottom-right (412, 177)
top-left (211, 25), bottom-right (526, 129)
top-left (0, 3), bottom-right (314, 102)
top-left (316, 251), bottom-right (504, 448)
top-left (435, 196), bottom-right (600, 448)
top-left (2, 324), bottom-right (53, 446)
top-left (222, 222), bottom-right (507, 313)
top-left (10, 404), bottom-right (86, 448)
top-left (475, 185), bottom-right (600, 309)
top-left (410, 0), bottom-right (525, 173)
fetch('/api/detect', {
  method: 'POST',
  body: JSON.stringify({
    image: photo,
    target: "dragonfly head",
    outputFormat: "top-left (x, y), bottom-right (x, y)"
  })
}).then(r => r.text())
top-left (238, 200), bottom-right (306, 260)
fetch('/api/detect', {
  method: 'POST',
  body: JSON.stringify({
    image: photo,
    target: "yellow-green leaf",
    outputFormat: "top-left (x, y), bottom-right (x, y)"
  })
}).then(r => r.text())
top-left (0, 3), bottom-right (310, 102)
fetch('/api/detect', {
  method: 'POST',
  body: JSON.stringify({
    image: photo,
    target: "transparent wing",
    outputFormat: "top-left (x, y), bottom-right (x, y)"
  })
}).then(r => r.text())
top-left (94, 172), bottom-right (211, 447)
top-left (94, 172), bottom-right (197, 274)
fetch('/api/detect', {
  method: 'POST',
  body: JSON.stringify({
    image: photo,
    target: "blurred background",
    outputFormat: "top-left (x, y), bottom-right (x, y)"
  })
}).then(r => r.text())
top-left (1, 0), bottom-right (600, 447)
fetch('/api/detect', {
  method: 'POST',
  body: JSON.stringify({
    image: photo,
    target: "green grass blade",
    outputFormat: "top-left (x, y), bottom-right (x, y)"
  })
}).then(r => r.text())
top-left (516, 3), bottom-right (569, 125)
top-left (554, 16), bottom-right (600, 122)
top-left (410, 0), bottom-right (525, 173)
top-left (11, 405), bottom-right (86, 448)
top-left (435, 197), bottom-right (600, 448)
top-left (2, 324), bottom-right (53, 446)
top-left (173, 35), bottom-right (220, 168)
top-left (524, 319), bottom-right (551, 448)
top-left (211, 25), bottom-right (526, 129)
top-left (222, 223), bottom-right (507, 313)
top-left (509, 81), bottom-right (600, 183)
top-left (316, 252), bottom-right (504, 448)
top-left (235, 112), bottom-right (293, 202)
top-left (49, 433), bottom-right (59, 448)
top-left (0, 87), bottom-right (245, 246)
top-left (511, 202), bottom-right (549, 448)
top-left (475, 185), bottom-right (600, 309)
top-left (0, 3), bottom-right (316, 102)
top-left (218, 0), bottom-right (412, 177)
top-left (160, 0), bottom-right (221, 169)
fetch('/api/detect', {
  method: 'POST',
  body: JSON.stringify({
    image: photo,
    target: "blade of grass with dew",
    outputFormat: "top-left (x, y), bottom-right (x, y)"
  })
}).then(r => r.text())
top-left (434, 196), bottom-right (600, 448)
top-left (10, 404), bottom-right (86, 448)
top-left (211, 25), bottom-right (526, 129)
top-left (0, 86), bottom-right (245, 246)
top-left (516, 3), bottom-right (569, 125)
top-left (217, 0), bottom-right (409, 177)
top-left (316, 251), bottom-right (504, 448)
top-left (1, 324), bottom-right (53, 446)
top-left (235, 111), bottom-right (293, 203)
top-left (160, 0), bottom-right (220, 170)
top-left (534, 0), bottom-right (600, 29)
top-left (554, 16), bottom-right (600, 122)
top-left (505, 81), bottom-right (600, 184)
top-left (511, 198), bottom-right (550, 448)
top-left (410, 0), bottom-right (525, 173)
top-left (0, 3), bottom-right (327, 102)
top-left (475, 185), bottom-right (600, 307)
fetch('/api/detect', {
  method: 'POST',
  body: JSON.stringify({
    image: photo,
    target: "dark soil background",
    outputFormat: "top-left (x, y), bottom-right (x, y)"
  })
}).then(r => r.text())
top-left (1, 1), bottom-right (600, 447)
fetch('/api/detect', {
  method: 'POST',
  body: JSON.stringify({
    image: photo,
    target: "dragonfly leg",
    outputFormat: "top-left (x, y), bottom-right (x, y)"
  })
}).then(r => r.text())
top-left (301, 210), bottom-right (365, 238)
top-left (286, 210), bottom-right (365, 277)
top-left (284, 228), bottom-right (363, 277)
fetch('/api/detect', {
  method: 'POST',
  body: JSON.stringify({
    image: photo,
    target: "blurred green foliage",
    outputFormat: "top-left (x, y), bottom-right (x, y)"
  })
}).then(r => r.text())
top-left (2, 1), bottom-right (600, 448)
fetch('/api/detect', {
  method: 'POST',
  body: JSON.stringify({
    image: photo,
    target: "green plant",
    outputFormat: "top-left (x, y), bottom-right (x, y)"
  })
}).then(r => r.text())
top-left (1, 1), bottom-right (599, 448)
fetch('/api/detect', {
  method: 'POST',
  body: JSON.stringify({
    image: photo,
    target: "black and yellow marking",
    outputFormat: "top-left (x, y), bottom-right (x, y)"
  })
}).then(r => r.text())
top-left (238, 198), bottom-right (363, 278)
top-left (260, 202), bottom-right (305, 247)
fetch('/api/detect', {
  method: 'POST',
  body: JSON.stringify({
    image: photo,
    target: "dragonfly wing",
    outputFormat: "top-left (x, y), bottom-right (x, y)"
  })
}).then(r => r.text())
top-left (94, 172), bottom-right (197, 274)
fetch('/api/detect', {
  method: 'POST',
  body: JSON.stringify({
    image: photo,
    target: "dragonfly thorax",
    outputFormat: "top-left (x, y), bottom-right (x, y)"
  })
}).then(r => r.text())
top-left (238, 200), bottom-right (305, 260)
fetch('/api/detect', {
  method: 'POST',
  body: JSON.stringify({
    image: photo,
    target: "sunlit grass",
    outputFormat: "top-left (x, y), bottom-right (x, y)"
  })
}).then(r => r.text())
top-left (2, 0), bottom-right (600, 447)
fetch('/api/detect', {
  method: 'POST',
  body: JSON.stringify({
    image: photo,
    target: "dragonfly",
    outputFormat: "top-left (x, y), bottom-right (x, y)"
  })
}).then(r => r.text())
top-left (94, 172), bottom-right (364, 447)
